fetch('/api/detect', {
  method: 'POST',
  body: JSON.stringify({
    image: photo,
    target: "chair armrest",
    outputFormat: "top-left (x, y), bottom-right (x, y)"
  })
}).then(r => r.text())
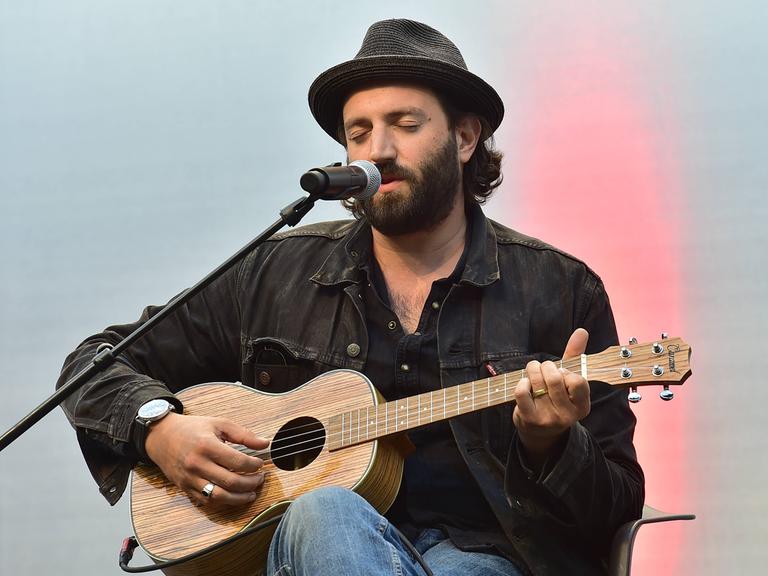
top-left (608, 505), bottom-right (695, 576)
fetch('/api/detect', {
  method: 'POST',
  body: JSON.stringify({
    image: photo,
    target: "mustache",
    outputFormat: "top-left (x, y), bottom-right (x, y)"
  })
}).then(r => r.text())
top-left (374, 161), bottom-right (416, 182)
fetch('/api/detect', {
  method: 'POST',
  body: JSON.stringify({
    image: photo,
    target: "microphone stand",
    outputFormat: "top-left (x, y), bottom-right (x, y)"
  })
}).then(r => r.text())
top-left (0, 193), bottom-right (321, 452)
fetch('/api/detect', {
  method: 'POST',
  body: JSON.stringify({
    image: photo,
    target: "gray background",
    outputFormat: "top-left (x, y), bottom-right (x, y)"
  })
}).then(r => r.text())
top-left (1, 1), bottom-right (766, 574)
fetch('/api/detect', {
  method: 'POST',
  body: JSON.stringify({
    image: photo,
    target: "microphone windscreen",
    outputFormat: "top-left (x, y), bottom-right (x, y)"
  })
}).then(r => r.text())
top-left (349, 160), bottom-right (381, 199)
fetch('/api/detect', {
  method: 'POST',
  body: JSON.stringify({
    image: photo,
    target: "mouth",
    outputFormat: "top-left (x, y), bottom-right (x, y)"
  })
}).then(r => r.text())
top-left (378, 175), bottom-right (405, 193)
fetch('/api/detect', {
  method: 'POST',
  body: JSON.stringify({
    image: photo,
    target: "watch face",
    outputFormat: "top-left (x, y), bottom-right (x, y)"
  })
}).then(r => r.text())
top-left (138, 399), bottom-right (171, 420)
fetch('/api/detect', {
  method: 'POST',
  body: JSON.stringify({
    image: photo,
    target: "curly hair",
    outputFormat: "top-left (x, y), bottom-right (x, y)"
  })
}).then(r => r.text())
top-left (438, 94), bottom-right (504, 207)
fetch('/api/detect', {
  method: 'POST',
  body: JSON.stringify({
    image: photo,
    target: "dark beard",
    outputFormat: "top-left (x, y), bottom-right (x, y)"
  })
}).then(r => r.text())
top-left (348, 136), bottom-right (462, 236)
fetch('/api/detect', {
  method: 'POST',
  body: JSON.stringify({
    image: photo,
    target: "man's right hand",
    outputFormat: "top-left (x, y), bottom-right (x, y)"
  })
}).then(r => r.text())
top-left (144, 413), bottom-right (269, 506)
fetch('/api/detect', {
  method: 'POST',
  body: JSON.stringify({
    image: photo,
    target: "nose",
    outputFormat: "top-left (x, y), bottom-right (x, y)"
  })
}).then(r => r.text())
top-left (368, 127), bottom-right (396, 165)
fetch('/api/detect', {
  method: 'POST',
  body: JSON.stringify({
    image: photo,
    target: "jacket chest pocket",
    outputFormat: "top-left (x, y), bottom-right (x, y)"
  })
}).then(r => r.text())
top-left (242, 337), bottom-right (316, 393)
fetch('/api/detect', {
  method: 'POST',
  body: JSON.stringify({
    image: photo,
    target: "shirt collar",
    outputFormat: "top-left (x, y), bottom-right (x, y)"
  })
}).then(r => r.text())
top-left (310, 204), bottom-right (500, 287)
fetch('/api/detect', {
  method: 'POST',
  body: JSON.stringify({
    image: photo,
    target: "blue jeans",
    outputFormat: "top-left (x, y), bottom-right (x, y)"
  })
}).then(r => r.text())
top-left (267, 486), bottom-right (524, 576)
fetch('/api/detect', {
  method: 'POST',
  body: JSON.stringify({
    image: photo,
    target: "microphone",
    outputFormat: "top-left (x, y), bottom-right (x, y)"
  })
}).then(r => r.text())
top-left (300, 160), bottom-right (381, 200)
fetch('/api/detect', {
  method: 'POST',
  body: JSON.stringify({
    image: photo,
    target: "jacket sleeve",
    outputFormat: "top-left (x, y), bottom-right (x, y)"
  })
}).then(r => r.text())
top-left (504, 274), bottom-right (645, 558)
top-left (56, 265), bottom-right (243, 504)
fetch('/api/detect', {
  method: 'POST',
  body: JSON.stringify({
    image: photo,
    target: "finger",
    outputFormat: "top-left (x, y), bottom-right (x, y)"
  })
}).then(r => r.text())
top-left (541, 361), bottom-right (570, 407)
top-left (563, 328), bottom-right (589, 360)
top-left (198, 459), bottom-right (267, 494)
top-left (192, 477), bottom-right (263, 507)
top-left (563, 372), bottom-right (591, 417)
top-left (514, 376), bottom-right (536, 416)
top-left (207, 439), bottom-right (265, 474)
top-left (524, 360), bottom-right (545, 393)
top-left (215, 419), bottom-right (270, 450)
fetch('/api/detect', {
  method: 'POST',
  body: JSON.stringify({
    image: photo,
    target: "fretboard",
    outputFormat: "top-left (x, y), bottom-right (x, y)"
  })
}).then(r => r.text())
top-left (327, 356), bottom-right (585, 451)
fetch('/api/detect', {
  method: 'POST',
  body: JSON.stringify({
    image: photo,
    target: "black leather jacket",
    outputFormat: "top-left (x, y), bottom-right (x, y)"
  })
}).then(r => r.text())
top-left (57, 205), bottom-right (644, 574)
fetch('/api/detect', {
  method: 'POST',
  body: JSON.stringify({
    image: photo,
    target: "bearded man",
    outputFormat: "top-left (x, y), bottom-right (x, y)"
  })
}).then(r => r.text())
top-left (58, 19), bottom-right (644, 576)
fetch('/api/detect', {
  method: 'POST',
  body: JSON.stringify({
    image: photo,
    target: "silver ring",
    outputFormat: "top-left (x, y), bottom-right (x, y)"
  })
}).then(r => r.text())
top-left (201, 481), bottom-right (216, 498)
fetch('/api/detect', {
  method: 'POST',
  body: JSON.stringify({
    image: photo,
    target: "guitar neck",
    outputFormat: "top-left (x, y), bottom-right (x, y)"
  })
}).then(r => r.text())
top-left (327, 369), bottom-right (527, 451)
top-left (326, 336), bottom-right (691, 451)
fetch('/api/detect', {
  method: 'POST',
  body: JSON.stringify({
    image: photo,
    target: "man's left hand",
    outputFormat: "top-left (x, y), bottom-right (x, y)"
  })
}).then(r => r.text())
top-left (513, 328), bottom-right (591, 468)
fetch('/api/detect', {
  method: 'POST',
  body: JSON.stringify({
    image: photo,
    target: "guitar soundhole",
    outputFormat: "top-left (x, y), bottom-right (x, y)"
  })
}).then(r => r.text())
top-left (271, 416), bottom-right (326, 471)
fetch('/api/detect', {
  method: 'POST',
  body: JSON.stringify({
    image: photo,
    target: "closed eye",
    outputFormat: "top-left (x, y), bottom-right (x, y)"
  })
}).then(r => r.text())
top-left (347, 130), bottom-right (370, 143)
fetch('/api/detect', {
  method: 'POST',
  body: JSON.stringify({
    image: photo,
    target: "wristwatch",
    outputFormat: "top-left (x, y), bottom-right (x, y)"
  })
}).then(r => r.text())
top-left (134, 398), bottom-right (176, 462)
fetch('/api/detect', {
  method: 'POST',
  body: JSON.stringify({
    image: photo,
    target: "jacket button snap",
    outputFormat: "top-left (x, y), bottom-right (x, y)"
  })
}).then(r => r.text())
top-left (258, 371), bottom-right (271, 387)
top-left (387, 320), bottom-right (397, 330)
top-left (431, 301), bottom-right (441, 310)
top-left (347, 343), bottom-right (361, 357)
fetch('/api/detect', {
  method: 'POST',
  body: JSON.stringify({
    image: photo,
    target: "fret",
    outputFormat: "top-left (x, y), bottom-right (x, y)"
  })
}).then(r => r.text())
top-left (341, 412), bottom-right (345, 447)
top-left (472, 381), bottom-right (475, 411)
top-left (405, 396), bottom-right (410, 430)
top-left (417, 394), bottom-right (421, 426)
top-left (393, 401), bottom-right (398, 433)
top-left (460, 383), bottom-right (471, 414)
top-left (504, 373), bottom-right (507, 401)
top-left (450, 385), bottom-right (460, 418)
top-left (443, 388), bottom-right (446, 419)
top-left (430, 390), bottom-right (434, 422)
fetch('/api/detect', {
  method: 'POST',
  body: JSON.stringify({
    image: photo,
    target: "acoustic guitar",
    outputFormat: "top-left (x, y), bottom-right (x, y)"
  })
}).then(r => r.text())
top-left (130, 336), bottom-right (691, 576)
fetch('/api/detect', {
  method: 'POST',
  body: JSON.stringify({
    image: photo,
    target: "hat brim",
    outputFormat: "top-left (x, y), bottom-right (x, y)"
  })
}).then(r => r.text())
top-left (308, 55), bottom-right (504, 143)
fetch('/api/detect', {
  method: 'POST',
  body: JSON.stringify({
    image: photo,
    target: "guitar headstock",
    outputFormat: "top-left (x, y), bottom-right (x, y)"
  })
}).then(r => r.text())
top-left (589, 335), bottom-right (692, 402)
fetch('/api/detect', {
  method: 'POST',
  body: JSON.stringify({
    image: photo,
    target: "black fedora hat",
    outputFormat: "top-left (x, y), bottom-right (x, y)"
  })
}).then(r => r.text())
top-left (308, 19), bottom-right (504, 143)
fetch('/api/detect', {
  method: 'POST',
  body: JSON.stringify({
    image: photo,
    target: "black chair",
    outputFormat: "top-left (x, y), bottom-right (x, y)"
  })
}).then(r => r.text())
top-left (609, 505), bottom-right (696, 576)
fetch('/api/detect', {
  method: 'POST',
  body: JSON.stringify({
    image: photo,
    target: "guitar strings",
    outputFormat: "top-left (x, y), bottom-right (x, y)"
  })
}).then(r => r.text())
top-left (238, 364), bottom-right (667, 466)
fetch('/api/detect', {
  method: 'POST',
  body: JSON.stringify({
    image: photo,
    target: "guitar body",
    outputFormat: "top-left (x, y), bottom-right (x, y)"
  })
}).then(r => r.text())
top-left (130, 370), bottom-right (405, 576)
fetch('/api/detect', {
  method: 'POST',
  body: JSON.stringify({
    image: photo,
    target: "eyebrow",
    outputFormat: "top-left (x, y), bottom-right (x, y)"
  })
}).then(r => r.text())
top-left (343, 107), bottom-right (429, 132)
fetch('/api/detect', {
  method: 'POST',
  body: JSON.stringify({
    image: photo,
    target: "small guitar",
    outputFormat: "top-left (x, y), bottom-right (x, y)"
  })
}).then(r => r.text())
top-left (130, 336), bottom-right (691, 576)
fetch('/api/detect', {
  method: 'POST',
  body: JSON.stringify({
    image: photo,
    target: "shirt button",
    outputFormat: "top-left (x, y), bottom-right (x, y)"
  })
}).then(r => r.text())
top-left (431, 301), bottom-right (441, 310)
top-left (347, 343), bottom-right (361, 357)
top-left (258, 371), bottom-right (271, 387)
top-left (400, 363), bottom-right (410, 371)
top-left (387, 320), bottom-right (397, 330)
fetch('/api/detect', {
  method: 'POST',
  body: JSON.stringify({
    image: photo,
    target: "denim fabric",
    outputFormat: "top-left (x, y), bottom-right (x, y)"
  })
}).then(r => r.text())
top-left (267, 487), bottom-right (524, 576)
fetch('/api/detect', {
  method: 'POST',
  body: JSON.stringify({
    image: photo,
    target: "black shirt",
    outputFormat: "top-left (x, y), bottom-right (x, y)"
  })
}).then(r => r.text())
top-left (350, 225), bottom-right (507, 546)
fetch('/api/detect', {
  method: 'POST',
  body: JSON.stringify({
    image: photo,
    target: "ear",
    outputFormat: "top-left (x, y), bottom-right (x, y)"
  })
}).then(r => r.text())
top-left (455, 115), bottom-right (483, 164)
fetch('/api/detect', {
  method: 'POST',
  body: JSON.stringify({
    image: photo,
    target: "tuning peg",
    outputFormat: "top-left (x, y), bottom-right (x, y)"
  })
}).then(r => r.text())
top-left (660, 385), bottom-right (674, 401)
top-left (629, 337), bottom-right (638, 345)
top-left (661, 333), bottom-right (669, 340)
top-left (628, 387), bottom-right (642, 403)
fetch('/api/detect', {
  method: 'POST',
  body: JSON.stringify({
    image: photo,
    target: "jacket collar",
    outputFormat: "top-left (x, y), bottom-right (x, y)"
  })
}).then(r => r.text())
top-left (310, 203), bottom-right (500, 287)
